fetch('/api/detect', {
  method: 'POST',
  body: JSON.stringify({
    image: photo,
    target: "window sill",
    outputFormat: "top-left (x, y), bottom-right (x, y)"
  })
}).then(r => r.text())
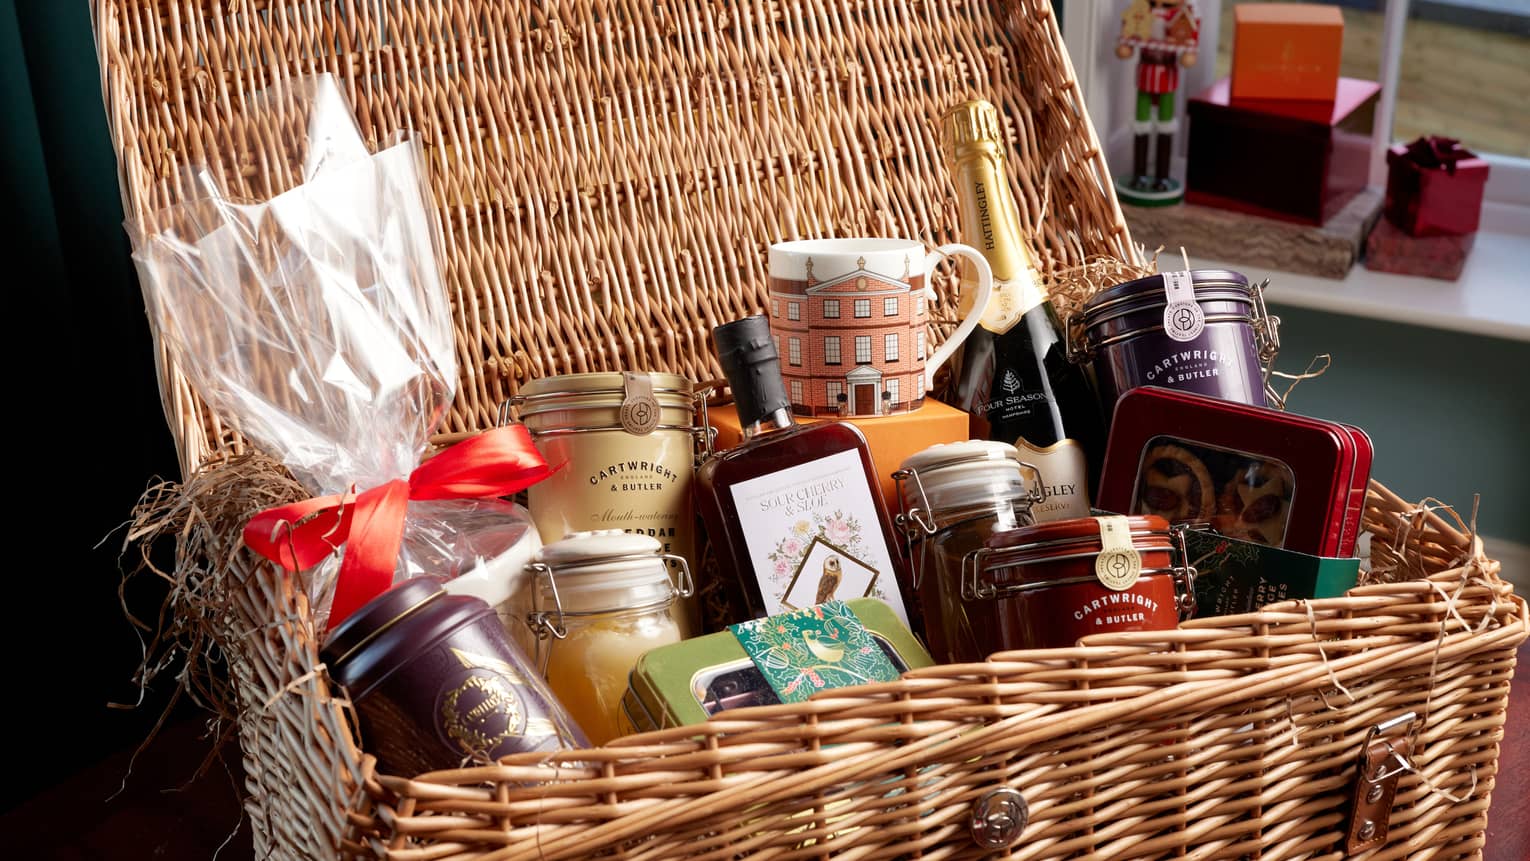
top-left (1186, 205), bottom-right (1530, 343)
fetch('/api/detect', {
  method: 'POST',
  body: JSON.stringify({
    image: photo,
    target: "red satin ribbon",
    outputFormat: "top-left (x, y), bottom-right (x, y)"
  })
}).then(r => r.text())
top-left (243, 424), bottom-right (554, 629)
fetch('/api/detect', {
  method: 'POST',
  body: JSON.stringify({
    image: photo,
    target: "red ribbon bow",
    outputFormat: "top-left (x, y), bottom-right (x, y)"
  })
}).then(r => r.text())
top-left (1403, 136), bottom-right (1472, 175)
top-left (244, 424), bottom-right (553, 629)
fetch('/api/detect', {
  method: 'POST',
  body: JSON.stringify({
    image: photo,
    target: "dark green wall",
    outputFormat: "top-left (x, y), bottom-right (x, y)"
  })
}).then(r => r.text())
top-left (5, 0), bottom-right (180, 811)
top-left (1267, 304), bottom-right (1530, 545)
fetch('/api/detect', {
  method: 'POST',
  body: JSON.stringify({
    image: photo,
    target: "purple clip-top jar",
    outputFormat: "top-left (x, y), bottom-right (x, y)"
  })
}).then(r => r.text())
top-left (1076, 269), bottom-right (1271, 425)
top-left (322, 578), bottom-right (587, 776)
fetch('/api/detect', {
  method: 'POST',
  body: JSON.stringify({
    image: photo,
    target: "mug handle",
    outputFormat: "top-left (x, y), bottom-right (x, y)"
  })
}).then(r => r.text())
top-left (922, 243), bottom-right (994, 390)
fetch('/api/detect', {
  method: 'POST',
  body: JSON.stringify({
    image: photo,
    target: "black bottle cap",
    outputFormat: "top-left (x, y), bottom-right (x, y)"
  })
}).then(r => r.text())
top-left (712, 315), bottom-right (790, 426)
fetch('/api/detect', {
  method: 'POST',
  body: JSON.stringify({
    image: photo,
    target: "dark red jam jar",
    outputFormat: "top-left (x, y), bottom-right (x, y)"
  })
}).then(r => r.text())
top-left (965, 515), bottom-right (1194, 652)
top-left (1075, 270), bottom-right (1276, 424)
top-left (322, 578), bottom-right (587, 775)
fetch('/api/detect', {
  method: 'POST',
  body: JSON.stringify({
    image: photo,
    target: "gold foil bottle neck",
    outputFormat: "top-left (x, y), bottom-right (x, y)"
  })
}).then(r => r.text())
top-left (942, 99), bottom-right (1004, 156)
top-left (940, 97), bottom-right (1047, 329)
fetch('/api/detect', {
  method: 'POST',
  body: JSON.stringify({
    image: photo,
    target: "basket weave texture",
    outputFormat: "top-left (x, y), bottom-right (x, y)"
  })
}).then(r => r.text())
top-left (91, 1), bottom-right (1523, 859)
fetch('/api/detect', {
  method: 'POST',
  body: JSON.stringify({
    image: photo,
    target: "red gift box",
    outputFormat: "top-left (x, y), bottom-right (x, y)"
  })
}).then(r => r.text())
top-left (1187, 78), bottom-right (1379, 226)
top-left (1384, 137), bottom-right (1489, 237)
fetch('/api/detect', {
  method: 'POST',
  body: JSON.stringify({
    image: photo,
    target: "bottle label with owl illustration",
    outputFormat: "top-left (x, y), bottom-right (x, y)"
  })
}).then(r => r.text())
top-left (728, 601), bottom-right (902, 704)
top-left (728, 449), bottom-right (908, 626)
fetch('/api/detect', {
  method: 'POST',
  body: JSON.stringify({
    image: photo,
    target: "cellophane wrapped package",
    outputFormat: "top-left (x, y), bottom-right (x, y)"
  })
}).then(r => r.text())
top-left (129, 75), bottom-right (536, 629)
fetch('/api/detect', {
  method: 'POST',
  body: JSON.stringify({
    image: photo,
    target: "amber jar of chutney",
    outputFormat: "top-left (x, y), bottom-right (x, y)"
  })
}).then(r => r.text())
top-left (321, 578), bottom-right (587, 775)
top-left (893, 440), bottom-right (1043, 664)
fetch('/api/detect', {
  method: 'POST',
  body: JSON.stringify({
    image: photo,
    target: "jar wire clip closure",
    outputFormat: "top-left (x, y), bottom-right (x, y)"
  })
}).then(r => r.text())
top-left (524, 553), bottom-right (695, 669)
top-left (960, 523), bottom-right (1198, 619)
top-left (498, 376), bottom-right (718, 464)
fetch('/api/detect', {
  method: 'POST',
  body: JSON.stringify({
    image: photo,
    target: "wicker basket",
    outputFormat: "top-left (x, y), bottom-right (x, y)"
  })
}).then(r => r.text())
top-left (92, 1), bottom-right (1524, 858)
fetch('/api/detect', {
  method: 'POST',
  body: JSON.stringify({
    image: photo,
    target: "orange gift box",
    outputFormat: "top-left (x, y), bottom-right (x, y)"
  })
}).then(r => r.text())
top-left (1231, 4), bottom-right (1344, 102)
top-left (708, 399), bottom-right (969, 506)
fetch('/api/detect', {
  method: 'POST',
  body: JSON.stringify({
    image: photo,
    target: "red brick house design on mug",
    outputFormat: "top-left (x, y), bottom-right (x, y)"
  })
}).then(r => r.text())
top-left (769, 255), bottom-right (929, 417)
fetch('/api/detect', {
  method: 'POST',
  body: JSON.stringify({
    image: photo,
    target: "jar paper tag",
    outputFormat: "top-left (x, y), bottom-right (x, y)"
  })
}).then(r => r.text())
top-left (1094, 515), bottom-right (1141, 591)
top-left (620, 372), bottom-right (661, 435)
top-left (1161, 270), bottom-right (1204, 343)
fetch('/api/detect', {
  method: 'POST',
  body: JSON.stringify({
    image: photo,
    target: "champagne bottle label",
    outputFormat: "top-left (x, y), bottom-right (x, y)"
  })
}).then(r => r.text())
top-left (978, 272), bottom-right (1048, 335)
top-left (1016, 438), bottom-right (1091, 521)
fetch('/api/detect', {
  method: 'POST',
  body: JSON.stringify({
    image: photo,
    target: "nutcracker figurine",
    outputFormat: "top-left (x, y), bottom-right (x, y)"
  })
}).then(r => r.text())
top-left (1116, 0), bottom-right (1200, 206)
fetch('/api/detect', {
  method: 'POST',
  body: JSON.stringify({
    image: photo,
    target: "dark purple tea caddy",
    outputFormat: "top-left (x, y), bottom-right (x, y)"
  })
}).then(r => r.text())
top-left (322, 578), bottom-right (587, 775)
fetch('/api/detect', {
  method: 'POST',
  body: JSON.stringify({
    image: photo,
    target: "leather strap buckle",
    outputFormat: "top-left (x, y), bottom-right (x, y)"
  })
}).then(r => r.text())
top-left (1346, 712), bottom-right (1418, 854)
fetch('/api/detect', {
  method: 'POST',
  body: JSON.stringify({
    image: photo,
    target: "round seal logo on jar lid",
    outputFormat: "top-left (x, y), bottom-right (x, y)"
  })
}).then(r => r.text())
top-left (1164, 300), bottom-right (1205, 341)
top-left (619, 371), bottom-right (661, 435)
top-left (1093, 515), bottom-right (1142, 591)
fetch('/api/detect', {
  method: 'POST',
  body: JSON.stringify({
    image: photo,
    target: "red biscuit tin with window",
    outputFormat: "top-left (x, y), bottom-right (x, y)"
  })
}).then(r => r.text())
top-left (1097, 387), bottom-right (1373, 558)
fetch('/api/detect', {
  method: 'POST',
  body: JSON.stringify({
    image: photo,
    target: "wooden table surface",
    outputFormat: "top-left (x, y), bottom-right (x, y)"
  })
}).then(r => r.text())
top-left (1485, 640), bottom-right (1529, 860)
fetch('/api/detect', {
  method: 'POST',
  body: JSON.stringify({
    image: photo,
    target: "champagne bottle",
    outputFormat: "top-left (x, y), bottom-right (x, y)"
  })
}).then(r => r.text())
top-left (939, 99), bottom-right (1105, 520)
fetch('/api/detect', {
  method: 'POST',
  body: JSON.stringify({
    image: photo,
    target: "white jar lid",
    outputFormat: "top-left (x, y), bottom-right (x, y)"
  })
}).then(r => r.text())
top-left (897, 440), bottom-right (1035, 515)
top-left (532, 530), bottom-right (675, 612)
top-left (538, 529), bottom-right (662, 565)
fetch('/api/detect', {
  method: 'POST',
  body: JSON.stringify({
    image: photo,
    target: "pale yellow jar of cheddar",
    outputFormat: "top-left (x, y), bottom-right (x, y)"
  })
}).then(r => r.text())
top-left (507, 371), bottom-right (704, 634)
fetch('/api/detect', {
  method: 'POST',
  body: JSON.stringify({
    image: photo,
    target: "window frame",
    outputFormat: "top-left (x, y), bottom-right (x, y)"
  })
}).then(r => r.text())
top-left (1060, 0), bottom-right (1528, 205)
top-left (823, 335), bottom-right (841, 365)
top-left (854, 335), bottom-right (872, 364)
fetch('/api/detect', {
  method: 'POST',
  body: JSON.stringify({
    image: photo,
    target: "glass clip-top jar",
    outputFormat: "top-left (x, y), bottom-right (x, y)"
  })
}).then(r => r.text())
top-left (891, 440), bottom-right (1045, 664)
top-left (524, 530), bottom-right (693, 745)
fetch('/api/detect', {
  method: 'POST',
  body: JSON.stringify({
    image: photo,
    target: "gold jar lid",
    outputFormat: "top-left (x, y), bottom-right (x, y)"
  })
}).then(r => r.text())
top-left (511, 371), bottom-right (697, 431)
top-left (517, 371), bottom-right (694, 401)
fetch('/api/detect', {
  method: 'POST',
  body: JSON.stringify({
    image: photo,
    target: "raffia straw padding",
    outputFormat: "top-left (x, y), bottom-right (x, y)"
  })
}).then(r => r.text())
top-left (91, 2), bottom-right (1523, 860)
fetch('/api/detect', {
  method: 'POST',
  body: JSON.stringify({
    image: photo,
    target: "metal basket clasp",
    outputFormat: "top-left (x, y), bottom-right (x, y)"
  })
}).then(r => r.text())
top-left (1169, 523), bottom-right (1198, 620)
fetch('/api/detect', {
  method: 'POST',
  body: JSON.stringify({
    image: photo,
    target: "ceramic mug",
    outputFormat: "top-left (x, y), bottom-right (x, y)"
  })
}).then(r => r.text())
top-left (767, 238), bottom-right (993, 417)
